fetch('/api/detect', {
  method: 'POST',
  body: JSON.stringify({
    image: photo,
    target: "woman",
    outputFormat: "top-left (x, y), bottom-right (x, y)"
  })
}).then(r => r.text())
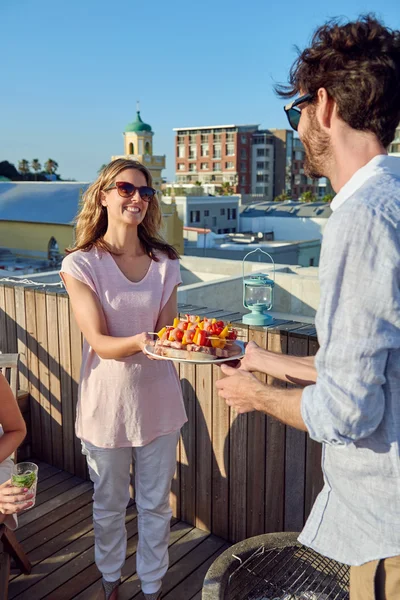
top-left (0, 373), bottom-right (33, 527)
top-left (60, 159), bottom-right (186, 600)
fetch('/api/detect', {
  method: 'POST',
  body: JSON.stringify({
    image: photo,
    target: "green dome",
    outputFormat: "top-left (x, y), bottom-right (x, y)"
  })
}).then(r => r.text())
top-left (125, 111), bottom-right (152, 133)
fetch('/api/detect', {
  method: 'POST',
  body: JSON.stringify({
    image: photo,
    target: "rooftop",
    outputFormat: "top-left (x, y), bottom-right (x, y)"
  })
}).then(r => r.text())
top-left (173, 124), bottom-right (259, 131)
top-left (241, 201), bottom-right (332, 219)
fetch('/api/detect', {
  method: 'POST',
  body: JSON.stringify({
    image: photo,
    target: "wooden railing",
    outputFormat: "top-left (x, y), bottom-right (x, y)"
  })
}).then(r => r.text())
top-left (0, 282), bottom-right (323, 544)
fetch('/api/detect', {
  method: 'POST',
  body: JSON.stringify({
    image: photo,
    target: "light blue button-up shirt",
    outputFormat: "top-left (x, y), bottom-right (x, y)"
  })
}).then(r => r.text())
top-left (298, 155), bottom-right (400, 566)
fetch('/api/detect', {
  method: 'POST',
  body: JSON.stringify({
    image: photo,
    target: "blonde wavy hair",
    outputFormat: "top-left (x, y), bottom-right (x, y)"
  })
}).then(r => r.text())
top-left (68, 158), bottom-right (179, 261)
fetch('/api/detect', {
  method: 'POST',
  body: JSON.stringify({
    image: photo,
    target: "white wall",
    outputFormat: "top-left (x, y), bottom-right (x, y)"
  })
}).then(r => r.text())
top-left (240, 215), bottom-right (327, 240)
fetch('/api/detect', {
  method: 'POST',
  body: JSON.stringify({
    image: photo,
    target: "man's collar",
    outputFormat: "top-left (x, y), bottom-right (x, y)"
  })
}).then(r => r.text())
top-left (330, 154), bottom-right (400, 212)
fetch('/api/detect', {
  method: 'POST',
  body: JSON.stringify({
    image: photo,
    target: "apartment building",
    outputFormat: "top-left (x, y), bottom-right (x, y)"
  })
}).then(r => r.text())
top-left (174, 124), bottom-right (259, 194)
top-left (389, 125), bottom-right (400, 157)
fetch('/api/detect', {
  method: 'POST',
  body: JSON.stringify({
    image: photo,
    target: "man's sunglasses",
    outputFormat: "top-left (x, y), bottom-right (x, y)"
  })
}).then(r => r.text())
top-left (284, 92), bottom-right (315, 131)
top-left (105, 181), bottom-right (156, 202)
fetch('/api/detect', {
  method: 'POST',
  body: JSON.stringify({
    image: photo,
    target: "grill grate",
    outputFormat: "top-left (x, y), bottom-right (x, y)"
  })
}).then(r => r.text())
top-left (227, 545), bottom-right (349, 600)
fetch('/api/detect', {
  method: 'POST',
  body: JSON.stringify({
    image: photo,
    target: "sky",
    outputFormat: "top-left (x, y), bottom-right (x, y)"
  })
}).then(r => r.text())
top-left (1, 0), bottom-right (399, 182)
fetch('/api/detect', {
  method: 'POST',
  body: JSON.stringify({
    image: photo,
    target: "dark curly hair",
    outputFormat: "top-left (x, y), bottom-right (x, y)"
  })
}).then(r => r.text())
top-left (276, 15), bottom-right (400, 148)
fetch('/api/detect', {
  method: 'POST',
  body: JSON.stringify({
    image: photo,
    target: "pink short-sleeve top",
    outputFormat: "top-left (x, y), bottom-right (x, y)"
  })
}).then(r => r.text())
top-left (60, 247), bottom-right (187, 448)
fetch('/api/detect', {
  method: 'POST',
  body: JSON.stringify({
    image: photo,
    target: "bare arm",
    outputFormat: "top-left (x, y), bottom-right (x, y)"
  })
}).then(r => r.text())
top-left (0, 373), bottom-right (26, 464)
top-left (155, 285), bottom-right (179, 331)
top-left (61, 272), bottom-right (150, 360)
top-left (240, 341), bottom-right (317, 386)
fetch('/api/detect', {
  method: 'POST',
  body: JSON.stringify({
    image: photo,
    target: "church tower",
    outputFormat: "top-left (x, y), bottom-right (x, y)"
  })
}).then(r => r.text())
top-left (112, 106), bottom-right (166, 191)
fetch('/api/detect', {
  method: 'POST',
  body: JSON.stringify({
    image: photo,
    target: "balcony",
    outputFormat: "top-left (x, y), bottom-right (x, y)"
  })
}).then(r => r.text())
top-left (1, 281), bottom-right (324, 599)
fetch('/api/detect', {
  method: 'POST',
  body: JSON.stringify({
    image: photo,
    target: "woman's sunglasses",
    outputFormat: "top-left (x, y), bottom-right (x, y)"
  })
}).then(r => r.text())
top-left (284, 92), bottom-right (315, 131)
top-left (105, 181), bottom-right (156, 202)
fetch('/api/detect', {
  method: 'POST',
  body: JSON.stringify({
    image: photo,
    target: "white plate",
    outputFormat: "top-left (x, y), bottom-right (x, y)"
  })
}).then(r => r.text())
top-left (144, 341), bottom-right (245, 364)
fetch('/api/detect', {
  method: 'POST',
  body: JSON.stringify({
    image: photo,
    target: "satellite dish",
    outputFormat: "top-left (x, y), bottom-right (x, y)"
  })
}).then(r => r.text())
top-left (257, 232), bottom-right (263, 239)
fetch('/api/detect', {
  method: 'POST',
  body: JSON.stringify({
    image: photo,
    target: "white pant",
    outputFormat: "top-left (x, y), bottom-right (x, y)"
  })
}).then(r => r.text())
top-left (81, 430), bottom-right (180, 595)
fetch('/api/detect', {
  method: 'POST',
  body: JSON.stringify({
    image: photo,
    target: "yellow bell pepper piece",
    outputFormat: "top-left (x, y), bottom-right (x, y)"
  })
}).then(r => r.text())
top-left (219, 325), bottom-right (229, 339)
top-left (198, 320), bottom-right (205, 330)
top-left (195, 315), bottom-right (201, 322)
top-left (211, 338), bottom-right (226, 349)
top-left (182, 331), bottom-right (188, 345)
top-left (193, 330), bottom-right (199, 345)
top-left (211, 318), bottom-right (217, 324)
top-left (173, 317), bottom-right (180, 328)
top-left (157, 327), bottom-right (167, 338)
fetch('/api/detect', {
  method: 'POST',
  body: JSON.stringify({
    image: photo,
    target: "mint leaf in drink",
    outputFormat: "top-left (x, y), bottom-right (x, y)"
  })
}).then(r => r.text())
top-left (12, 471), bottom-right (36, 489)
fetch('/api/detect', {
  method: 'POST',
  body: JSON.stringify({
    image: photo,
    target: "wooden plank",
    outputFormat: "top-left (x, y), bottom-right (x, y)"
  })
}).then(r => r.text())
top-left (16, 490), bottom-right (93, 543)
top-left (46, 292), bottom-right (63, 469)
top-left (246, 327), bottom-right (267, 538)
top-left (0, 285), bottom-right (7, 353)
top-left (4, 285), bottom-right (17, 354)
top-left (35, 290), bottom-right (52, 464)
top-left (14, 286), bottom-right (28, 393)
top-left (195, 363), bottom-right (213, 532)
top-left (228, 325), bottom-right (248, 543)
top-left (24, 289), bottom-right (42, 458)
top-left (69, 302), bottom-right (86, 479)
top-left (170, 363), bottom-right (180, 519)
top-left (17, 481), bottom-right (92, 528)
top-left (265, 329), bottom-right (287, 533)
top-left (284, 331), bottom-right (308, 531)
top-left (34, 476), bottom-right (83, 508)
top-left (35, 471), bottom-right (72, 494)
top-left (211, 365), bottom-right (229, 539)
top-left (57, 294), bottom-right (74, 474)
top-left (160, 536), bottom-right (228, 600)
top-left (179, 362), bottom-right (196, 525)
top-left (17, 391), bottom-right (29, 414)
top-left (304, 335), bottom-right (323, 520)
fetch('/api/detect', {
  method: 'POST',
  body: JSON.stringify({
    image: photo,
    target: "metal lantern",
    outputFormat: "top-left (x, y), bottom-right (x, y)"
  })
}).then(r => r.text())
top-left (242, 248), bottom-right (275, 326)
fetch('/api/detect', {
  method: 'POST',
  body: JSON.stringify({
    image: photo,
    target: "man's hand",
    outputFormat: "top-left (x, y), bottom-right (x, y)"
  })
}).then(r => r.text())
top-left (216, 364), bottom-right (266, 413)
top-left (238, 340), bottom-right (262, 372)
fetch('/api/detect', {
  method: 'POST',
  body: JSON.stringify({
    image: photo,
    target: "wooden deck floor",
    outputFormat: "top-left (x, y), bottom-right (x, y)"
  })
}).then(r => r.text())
top-left (9, 461), bottom-right (230, 600)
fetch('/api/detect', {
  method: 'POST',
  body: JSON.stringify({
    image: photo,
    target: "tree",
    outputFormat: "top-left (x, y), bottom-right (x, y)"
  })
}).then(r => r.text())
top-left (194, 181), bottom-right (202, 186)
top-left (31, 159), bottom-right (41, 181)
top-left (218, 181), bottom-right (234, 196)
top-left (273, 191), bottom-right (290, 202)
top-left (299, 190), bottom-right (317, 203)
top-left (44, 159), bottom-right (59, 176)
top-left (321, 193), bottom-right (335, 203)
top-left (18, 159), bottom-right (30, 179)
top-left (0, 161), bottom-right (21, 180)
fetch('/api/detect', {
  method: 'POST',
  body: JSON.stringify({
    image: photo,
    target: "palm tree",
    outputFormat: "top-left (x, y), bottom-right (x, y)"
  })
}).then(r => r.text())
top-left (44, 159), bottom-right (59, 176)
top-left (18, 159), bottom-right (30, 179)
top-left (321, 193), bottom-right (334, 203)
top-left (219, 181), bottom-right (234, 196)
top-left (31, 159), bottom-right (41, 181)
top-left (299, 190), bottom-right (317, 203)
top-left (273, 191), bottom-right (290, 202)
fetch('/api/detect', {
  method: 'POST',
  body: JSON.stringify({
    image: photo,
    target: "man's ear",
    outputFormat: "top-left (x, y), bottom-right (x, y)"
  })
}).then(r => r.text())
top-left (316, 88), bottom-right (335, 131)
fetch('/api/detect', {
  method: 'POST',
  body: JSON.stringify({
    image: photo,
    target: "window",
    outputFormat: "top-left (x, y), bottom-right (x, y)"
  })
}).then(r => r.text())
top-left (309, 258), bottom-right (315, 266)
top-left (189, 163), bottom-right (196, 172)
top-left (295, 151), bottom-right (303, 160)
top-left (240, 175), bottom-right (246, 184)
top-left (201, 134), bottom-right (209, 143)
top-left (177, 134), bottom-right (185, 144)
top-left (212, 216), bottom-right (217, 226)
top-left (177, 145), bottom-right (185, 158)
top-left (201, 144), bottom-right (209, 156)
top-left (232, 208), bottom-right (237, 219)
top-left (189, 145), bottom-right (197, 159)
top-left (240, 161), bottom-right (246, 170)
top-left (190, 210), bottom-right (200, 223)
top-left (189, 134), bottom-right (196, 143)
top-left (226, 143), bottom-right (235, 156)
top-left (257, 148), bottom-right (265, 157)
top-left (48, 236), bottom-right (59, 261)
top-left (240, 149), bottom-right (247, 159)
top-left (213, 162), bottom-right (221, 171)
top-left (201, 162), bottom-right (208, 170)
top-left (204, 210), bottom-right (209, 217)
top-left (241, 135), bottom-right (247, 143)
top-left (213, 144), bottom-right (221, 158)
top-left (178, 163), bottom-right (185, 171)
top-left (128, 142), bottom-right (134, 154)
top-left (225, 161), bottom-right (234, 169)
top-left (214, 132), bottom-right (221, 142)
top-left (257, 174), bottom-right (264, 182)
top-left (218, 229), bottom-right (222, 234)
top-left (256, 161), bottom-right (264, 169)
top-left (226, 132), bottom-right (234, 142)
top-left (220, 208), bottom-right (225, 216)
top-left (255, 187), bottom-right (263, 194)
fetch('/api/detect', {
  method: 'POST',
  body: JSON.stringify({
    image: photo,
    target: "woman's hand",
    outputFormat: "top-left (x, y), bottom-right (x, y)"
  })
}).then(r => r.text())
top-left (134, 332), bottom-right (153, 353)
top-left (0, 480), bottom-right (34, 515)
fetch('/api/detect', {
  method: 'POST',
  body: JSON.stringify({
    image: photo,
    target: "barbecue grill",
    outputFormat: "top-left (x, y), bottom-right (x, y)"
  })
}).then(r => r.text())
top-left (202, 532), bottom-right (349, 600)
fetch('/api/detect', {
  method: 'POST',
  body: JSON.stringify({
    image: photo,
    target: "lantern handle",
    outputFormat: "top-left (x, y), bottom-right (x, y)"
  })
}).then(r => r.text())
top-left (242, 247), bottom-right (275, 282)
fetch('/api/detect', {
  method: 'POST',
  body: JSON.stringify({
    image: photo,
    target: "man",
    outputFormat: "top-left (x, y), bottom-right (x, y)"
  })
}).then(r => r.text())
top-left (216, 15), bottom-right (400, 600)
